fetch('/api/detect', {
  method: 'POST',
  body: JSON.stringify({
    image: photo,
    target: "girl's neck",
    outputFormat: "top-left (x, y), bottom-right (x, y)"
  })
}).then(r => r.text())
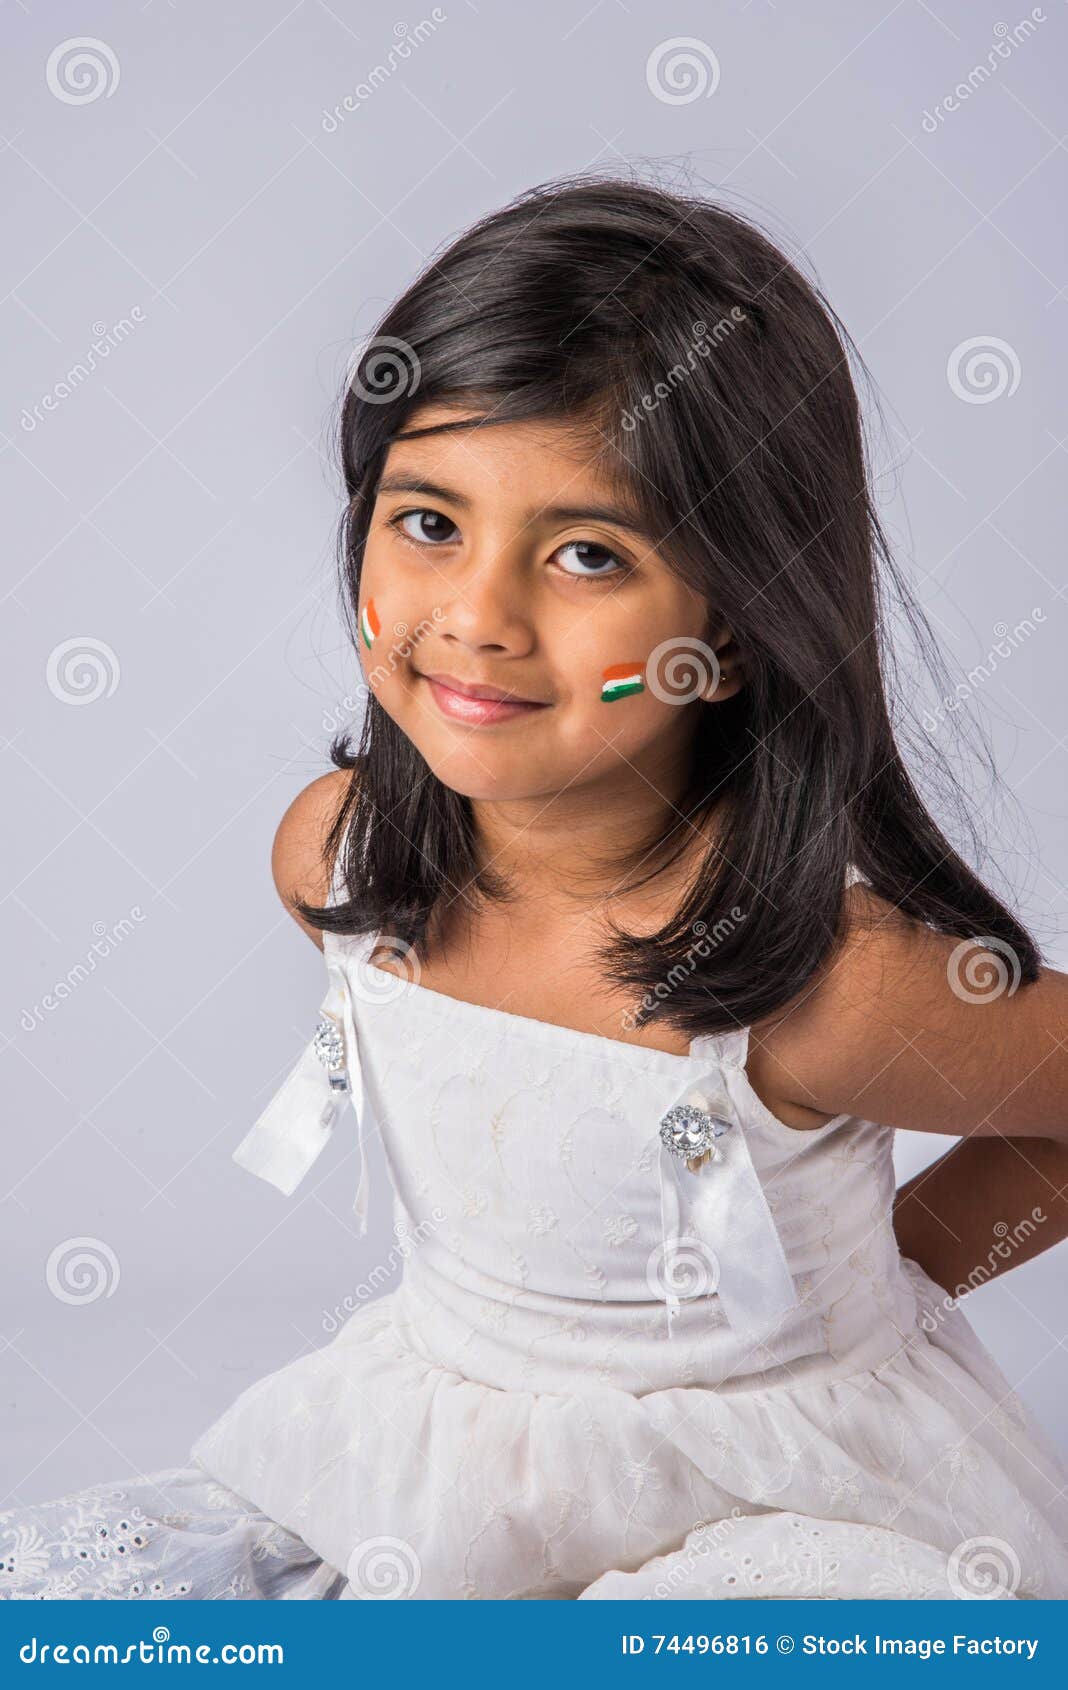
top-left (468, 781), bottom-right (722, 923)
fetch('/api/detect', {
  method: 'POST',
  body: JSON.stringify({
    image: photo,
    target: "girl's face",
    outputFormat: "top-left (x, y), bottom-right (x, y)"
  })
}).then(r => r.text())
top-left (357, 404), bottom-right (742, 805)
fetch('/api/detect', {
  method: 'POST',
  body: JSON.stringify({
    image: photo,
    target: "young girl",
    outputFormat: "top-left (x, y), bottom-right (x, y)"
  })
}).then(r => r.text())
top-left (5, 175), bottom-right (1068, 1602)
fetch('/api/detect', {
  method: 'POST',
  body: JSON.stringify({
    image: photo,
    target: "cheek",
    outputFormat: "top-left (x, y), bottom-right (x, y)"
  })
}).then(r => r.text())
top-left (561, 597), bottom-right (710, 710)
top-left (547, 605), bottom-right (710, 767)
top-left (579, 678), bottom-right (686, 750)
top-left (354, 556), bottom-right (422, 674)
top-left (354, 590), bottom-right (422, 710)
top-left (354, 591), bottom-right (392, 690)
top-left (559, 649), bottom-right (692, 765)
top-left (562, 613), bottom-right (645, 697)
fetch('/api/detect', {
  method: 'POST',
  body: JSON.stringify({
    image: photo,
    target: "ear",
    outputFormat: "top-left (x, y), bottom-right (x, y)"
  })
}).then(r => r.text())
top-left (702, 617), bottom-right (747, 702)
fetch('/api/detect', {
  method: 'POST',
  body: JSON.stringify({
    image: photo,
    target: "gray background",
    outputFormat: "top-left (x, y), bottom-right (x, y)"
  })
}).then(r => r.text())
top-left (2, 0), bottom-right (1066, 1507)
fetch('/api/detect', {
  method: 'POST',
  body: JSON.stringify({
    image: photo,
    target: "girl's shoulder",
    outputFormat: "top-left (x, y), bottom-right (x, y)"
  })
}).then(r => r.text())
top-left (271, 769), bottom-right (354, 947)
top-left (751, 878), bottom-right (1067, 1145)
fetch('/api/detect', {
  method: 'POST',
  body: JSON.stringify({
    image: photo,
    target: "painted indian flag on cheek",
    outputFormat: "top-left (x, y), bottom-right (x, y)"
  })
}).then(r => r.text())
top-left (601, 661), bottom-right (646, 703)
top-left (359, 598), bottom-right (381, 650)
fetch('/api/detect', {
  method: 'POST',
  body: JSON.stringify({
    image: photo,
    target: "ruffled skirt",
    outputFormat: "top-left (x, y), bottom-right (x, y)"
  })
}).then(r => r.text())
top-left (187, 1258), bottom-right (1068, 1600)
top-left (7, 1260), bottom-right (1068, 1601)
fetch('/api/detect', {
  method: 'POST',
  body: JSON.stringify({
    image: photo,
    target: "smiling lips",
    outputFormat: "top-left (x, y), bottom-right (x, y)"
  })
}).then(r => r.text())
top-left (418, 670), bottom-right (549, 725)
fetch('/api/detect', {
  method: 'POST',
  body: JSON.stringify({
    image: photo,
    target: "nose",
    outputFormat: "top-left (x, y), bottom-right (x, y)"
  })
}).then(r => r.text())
top-left (436, 545), bottom-right (534, 656)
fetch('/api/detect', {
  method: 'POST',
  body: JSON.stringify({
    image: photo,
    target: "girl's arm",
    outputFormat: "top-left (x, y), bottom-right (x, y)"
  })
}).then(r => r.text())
top-left (761, 883), bottom-right (1068, 1144)
top-left (754, 883), bottom-right (1068, 1280)
top-left (270, 769), bottom-right (352, 950)
top-left (891, 1133), bottom-right (1068, 1296)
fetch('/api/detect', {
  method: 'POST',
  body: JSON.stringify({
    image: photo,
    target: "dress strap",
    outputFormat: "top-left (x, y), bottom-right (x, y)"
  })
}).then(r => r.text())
top-left (663, 870), bottom-right (866, 1335)
top-left (654, 1057), bottom-right (799, 1342)
top-left (687, 1025), bottom-right (749, 1069)
top-left (230, 928), bottom-right (377, 1232)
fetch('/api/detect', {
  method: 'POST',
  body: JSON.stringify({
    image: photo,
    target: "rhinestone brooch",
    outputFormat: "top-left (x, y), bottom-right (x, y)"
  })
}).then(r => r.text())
top-left (659, 1103), bottom-right (731, 1171)
top-left (313, 1016), bottom-right (349, 1092)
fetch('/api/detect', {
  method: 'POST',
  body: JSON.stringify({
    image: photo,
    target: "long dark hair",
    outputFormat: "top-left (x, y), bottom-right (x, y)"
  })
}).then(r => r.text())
top-left (301, 170), bottom-right (1041, 1040)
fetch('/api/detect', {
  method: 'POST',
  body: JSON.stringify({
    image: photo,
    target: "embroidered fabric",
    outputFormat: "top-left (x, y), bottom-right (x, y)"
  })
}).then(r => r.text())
top-left (0, 1466), bottom-right (347, 1600)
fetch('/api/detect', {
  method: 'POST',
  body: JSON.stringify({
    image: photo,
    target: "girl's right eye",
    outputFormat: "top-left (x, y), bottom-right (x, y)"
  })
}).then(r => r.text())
top-left (390, 508), bottom-right (458, 546)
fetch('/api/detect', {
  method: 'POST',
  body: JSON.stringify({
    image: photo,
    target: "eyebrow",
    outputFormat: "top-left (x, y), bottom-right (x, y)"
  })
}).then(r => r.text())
top-left (373, 472), bottom-right (650, 537)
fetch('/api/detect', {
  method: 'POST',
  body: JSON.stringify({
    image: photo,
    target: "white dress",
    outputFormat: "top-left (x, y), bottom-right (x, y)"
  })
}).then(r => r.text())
top-left (5, 866), bottom-right (1068, 1601)
top-left (186, 865), bottom-right (1068, 1600)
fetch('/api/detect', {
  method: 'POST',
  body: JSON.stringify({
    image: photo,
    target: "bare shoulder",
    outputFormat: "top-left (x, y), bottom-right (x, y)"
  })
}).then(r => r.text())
top-left (271, 769), bottom-right (355, 950)
top-left (749, 882), bottom-right (1068, 1143)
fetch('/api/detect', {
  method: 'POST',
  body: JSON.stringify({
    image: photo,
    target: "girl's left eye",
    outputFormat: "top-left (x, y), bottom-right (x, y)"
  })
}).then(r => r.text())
top-left (553, 540), bottom-right (631, 584)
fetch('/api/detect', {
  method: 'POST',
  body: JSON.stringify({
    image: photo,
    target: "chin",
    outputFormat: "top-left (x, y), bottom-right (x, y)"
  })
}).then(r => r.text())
top-left (429, 765), bottom-right (541, 802)
top-left (417, 747), bottom-right (555, 803)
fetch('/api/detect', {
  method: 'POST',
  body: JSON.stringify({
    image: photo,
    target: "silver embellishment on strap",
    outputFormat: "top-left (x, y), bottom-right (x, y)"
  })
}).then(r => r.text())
top-left (659, 1103), bottom-right (730, 1170)
top-left (312, 1015), bottom-right (348, 1092)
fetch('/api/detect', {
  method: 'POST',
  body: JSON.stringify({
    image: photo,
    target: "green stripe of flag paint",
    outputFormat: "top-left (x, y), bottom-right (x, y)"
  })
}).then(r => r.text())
top-left (601, 675), bottom-right (644, 702)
